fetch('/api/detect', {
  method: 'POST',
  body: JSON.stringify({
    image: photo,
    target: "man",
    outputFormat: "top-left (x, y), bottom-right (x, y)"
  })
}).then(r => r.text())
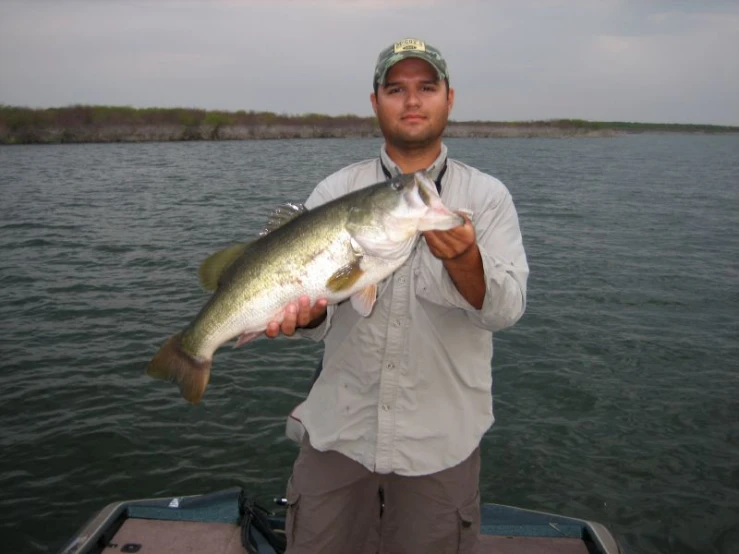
top-left (266, 37), bottom-right (529, 554)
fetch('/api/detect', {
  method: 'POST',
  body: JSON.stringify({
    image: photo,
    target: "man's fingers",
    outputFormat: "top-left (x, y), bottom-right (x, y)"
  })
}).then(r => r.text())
top-left (265, 298), bottom-right (328, 338)
top-left (310, 298), bottom-right (328, 319)
top-left (280, 303), bottom-right (298, 336)
top-left (424, 221), bottom-right (476, 260)
top-left (295, 296), bottom-right (312, 327)
top-left (265, 321), bottom-right (280, 339)
top-left (424, 230), bottom-right (458, 257)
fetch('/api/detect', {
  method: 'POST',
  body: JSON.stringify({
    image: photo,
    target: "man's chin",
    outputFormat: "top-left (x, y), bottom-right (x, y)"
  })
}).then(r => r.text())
top-left (390, 131), bottom-right (439, 149)
top-left (377, 118), bottom-right (447, 150)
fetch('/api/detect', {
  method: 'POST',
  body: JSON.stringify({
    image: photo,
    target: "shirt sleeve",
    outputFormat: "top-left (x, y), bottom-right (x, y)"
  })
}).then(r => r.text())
top-left (304, 179), bottom-right (333, 210)
top-left (416, 181), bottom-right (529, 332)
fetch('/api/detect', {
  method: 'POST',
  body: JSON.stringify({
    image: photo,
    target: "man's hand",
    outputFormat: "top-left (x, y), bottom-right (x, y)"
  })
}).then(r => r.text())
top-left (423, 214), bottom-right (486, 309)
top-left (423, 213), bottom-right (476, 261)
top-left (265, 295), bottom-right (328, 338)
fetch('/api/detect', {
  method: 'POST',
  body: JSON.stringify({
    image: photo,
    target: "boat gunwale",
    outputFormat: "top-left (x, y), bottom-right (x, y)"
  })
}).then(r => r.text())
top-left (58, 487), bottom-right (622, 554)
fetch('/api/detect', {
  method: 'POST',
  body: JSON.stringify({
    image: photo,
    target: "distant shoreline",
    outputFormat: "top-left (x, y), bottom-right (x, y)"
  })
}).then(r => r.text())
top-left (1, 105), bottom-right (737, 145)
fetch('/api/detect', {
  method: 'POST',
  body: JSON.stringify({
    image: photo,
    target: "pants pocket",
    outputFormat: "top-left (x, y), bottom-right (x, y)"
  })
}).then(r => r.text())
top-left (456, 490), bottom-right (480, 553)
top-left (285, 479), bottom-right (301, 548)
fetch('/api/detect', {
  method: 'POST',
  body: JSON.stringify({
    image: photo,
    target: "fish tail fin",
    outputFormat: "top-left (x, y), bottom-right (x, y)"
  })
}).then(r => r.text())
top-left (146, 333), bottom-right (211, 404)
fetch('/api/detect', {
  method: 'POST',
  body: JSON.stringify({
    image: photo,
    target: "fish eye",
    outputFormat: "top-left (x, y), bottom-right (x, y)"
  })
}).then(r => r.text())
top-left (389, 175), bottom-right (407, 191)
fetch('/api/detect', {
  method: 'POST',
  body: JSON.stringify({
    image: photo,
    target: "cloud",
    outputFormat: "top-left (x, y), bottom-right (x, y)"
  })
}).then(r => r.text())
top-left (0, 0), bottom-right (737, 124)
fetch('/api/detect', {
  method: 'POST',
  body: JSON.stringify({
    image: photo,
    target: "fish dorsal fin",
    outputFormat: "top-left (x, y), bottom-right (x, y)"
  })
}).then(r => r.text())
top-left (260, 202), bottom-right (308, 236)
top-left (198, 243), bottom-right (249, 291)
top-left (351, 284), bottom-right (377, 317)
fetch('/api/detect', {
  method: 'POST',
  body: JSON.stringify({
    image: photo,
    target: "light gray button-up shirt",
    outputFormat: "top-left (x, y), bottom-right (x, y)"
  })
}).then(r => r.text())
top-left (294, 144), bottom-right (529, 476)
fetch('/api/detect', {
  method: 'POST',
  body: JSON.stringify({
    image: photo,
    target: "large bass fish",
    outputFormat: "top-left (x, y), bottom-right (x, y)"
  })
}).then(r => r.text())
top-left (147, 171), bottom-right (464, 403)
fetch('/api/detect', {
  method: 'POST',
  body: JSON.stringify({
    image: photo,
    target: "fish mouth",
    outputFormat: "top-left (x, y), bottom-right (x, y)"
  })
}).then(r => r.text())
top-left (413, 171), bottom-right (444, 206)
top-left (411, 172), bottom-right (464, 231)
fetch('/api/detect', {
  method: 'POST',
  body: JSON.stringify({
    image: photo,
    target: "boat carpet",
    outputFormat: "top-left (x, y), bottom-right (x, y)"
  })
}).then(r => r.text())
top-left (111, 518), bottom-right (591, 554)
top-left (111, 519), bottom-right (244, 554)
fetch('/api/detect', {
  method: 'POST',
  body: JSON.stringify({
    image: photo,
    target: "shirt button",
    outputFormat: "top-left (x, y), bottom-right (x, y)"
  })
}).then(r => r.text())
top-left (398, 276), bottom-right (406, 284)
top-left (386, 362), bottom-right (395, 370)
top-left (381, 404), bottom-right (391, 411)
top-left (393, 319), bottom-right (401, 327)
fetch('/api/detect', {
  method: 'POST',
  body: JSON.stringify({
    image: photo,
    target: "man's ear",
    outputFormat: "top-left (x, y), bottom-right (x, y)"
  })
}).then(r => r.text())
top-left (447, 87), bottom-right (455, 115)
top-left (370, 92), bottom-right (378, 115)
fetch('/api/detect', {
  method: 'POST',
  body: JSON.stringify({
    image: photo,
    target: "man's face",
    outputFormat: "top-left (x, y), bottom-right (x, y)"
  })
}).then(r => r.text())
top-left (371, 58), bottom-right (454, 151)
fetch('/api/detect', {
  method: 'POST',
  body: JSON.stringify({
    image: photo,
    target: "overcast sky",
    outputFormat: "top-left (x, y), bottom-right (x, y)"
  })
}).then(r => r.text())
top-left (1, 0), bottom-right (738, 125)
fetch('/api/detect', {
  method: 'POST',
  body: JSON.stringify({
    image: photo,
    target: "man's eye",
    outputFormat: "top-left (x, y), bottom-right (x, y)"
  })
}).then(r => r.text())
top-left (387, 87), bottom-right (401, 94)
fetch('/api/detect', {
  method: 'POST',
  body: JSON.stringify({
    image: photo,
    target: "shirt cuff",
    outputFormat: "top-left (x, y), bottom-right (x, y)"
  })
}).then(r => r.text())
top-left (433, 248), bottom-right (525, 330)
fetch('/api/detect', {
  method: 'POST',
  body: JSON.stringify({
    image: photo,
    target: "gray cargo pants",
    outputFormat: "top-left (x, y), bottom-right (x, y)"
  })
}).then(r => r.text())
top-left (284, 438), bottom-right (480, 554)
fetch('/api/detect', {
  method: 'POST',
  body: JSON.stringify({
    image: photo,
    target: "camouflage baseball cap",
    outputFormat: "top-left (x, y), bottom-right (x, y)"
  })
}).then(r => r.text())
top-left (373, 38), bottom-right (449, 88)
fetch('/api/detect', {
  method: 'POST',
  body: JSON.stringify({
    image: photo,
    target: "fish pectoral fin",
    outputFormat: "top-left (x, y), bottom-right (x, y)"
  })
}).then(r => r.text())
top-left (326, 260), bottom-right (365, 292)
top-left (199, 243), bottom-right (249, 291)
top-left (350, 284), bottom-right (377, 317)
top-left (234, 331), bottom-right (262, 348)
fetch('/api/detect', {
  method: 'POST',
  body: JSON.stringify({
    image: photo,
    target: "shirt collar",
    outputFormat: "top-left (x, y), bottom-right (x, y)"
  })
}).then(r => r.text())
top-left (379, 143), bottom-right (448, 181)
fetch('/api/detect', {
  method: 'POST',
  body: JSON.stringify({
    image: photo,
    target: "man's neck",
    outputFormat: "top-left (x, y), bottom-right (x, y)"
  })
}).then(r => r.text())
top-left (384, 141), bottom-right (443, 173)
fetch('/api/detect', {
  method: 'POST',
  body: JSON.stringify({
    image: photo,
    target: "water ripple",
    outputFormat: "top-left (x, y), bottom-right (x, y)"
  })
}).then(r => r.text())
top-left (1, 136), bottom-right (738, 554)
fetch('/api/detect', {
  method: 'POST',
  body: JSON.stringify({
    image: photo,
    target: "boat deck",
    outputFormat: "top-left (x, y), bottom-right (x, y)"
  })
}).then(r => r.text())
top-left (60, 487), bottom-right (618, 554)
top-left (111, 518), bottom-right (596, 554)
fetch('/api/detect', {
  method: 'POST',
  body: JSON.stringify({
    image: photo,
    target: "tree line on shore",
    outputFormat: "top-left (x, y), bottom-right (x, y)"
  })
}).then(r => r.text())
top-left (1, 105), bottom-right (736, 144)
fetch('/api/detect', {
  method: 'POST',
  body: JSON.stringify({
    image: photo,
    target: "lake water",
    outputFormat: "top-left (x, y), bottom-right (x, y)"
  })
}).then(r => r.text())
top-left (1, 135), bottom-right (737, 554)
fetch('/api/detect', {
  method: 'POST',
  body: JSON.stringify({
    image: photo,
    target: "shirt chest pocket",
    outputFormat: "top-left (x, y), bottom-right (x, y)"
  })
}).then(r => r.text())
top-left (412, 243), bottom-right (455, 308)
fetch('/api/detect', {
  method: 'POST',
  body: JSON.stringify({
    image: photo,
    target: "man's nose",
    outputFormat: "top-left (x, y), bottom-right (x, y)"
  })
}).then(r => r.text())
top-left (404, 88), bottom-right (421, 106)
